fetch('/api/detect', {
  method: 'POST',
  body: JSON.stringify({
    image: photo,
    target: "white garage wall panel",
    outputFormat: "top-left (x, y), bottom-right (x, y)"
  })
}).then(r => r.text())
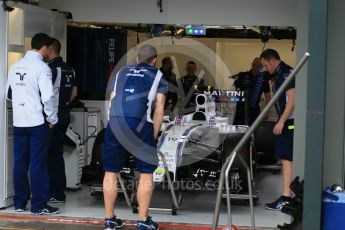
top-left (39, 0), bottom-right (298, 26)
top-left (40, 0), bottom-right (167, 24)
top-left (166, 0), bottom-right (298, 26)
top-left (0, 7), bottom-right (8, 208)
top-left (0, 3), bottom-right (67, 208)
top-left (52, 13), bottom-right (68, 59)
top-left (24, 6), bottom-right (52, 37)
top-left (293, 0), bottom-right (308, 179)
top-left (323, 0), bottom-right (345, 187)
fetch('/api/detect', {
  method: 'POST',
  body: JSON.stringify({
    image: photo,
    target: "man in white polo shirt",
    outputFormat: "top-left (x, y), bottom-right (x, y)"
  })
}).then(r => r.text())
top-left (6, 33), bottom-right (59, 215)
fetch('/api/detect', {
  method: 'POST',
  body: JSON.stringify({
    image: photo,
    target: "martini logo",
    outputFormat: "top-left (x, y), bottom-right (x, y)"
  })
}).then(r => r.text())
top-left (203, 90), bottom-right (245, 97)
top-left (203, 90), bottom-right (245, 102)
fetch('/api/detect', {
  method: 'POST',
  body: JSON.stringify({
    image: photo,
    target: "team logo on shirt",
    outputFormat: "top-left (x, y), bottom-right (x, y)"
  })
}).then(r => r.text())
top-left (15, 72), bottom-right (26, 86)
top-left (64, 74), bottom-right (73, 87)
top-left (16, 72), bottom-right (26, 81)
top-left (131, 69), bottom-right (147, 74)
top-left (66, 74), bottom-right (72, 83)
top-left (126, 68), bottom-right (147, 77)
top-left (125, 88), bottom-right (135, 93)
top-left (284, 69), bottom-right (293, 80)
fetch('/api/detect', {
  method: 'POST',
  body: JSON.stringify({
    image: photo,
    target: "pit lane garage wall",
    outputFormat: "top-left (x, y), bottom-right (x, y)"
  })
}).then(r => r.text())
top-left (0, 2), bottom-right (67, 208)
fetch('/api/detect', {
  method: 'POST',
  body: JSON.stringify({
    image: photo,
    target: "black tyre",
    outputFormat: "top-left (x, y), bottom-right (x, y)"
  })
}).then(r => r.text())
top-left (254, 121), bottom-right (277, 165)
top-left (172, 205), bottom-right (177, 215)
top-left (223, 128), bottom-right (251, 194)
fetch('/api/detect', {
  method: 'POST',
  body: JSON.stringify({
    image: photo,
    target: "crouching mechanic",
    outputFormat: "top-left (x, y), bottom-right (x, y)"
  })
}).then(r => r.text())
top-left (102, 45), bottom-right (167, 230)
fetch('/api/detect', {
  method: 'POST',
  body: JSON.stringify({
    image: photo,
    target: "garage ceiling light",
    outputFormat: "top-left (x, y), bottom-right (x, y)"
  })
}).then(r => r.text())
top-left (185, 27), bottom-right (206, 36)
top-left (230, 25), bottom-right (245, 29)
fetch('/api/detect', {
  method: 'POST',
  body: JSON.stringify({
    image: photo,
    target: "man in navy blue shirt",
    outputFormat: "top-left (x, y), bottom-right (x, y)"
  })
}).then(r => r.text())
top-left (260, 49), bottom-right (295, 211)
top-left (181, 61), bottom-right (205, 113)
top-left (102, 45), bottom-right (167, 230)
top-left (160, 56), bottom-right (178, 115)
top-left (46, 38), bottom-right (77, 204)
top-left (233, 57), bottom-right (271, 125)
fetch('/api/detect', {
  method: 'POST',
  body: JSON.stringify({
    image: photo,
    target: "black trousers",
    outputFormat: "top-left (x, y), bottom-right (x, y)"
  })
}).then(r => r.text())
top-left (47, 112), bottom-right (70, 201)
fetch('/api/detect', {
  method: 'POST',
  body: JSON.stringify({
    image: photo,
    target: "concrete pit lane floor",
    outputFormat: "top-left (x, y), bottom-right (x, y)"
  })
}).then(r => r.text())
top-left (0, 215), bottom-right (277, 230)
top-left (0, 171), bottom-right (288, 229)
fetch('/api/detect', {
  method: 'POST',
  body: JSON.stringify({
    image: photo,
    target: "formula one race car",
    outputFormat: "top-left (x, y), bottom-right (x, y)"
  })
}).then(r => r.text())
top-left (86, 90), bottom-right (258, 215)
top-left (147, 91), bottom-right (257, 214)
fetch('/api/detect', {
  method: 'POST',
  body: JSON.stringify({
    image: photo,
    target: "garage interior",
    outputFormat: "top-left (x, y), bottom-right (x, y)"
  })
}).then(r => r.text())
top-left (0, 0), bottom-right (344, 230)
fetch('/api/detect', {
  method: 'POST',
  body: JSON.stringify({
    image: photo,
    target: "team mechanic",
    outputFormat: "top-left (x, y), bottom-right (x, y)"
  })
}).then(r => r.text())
top-left (102, 45), bottom-right (167, 230)
top-left (47, 38), bottom-right (77, 203)
top-left (260, 49), bottom-right (295, 211)
top-left (233, 57), bottom-right (271, 125)
top-left (6, 33), bottom-right (59, 215)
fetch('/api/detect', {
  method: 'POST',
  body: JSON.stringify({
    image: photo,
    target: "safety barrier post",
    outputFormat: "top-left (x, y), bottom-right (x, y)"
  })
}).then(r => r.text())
top-left (212, 52), bottom-right (310, 230)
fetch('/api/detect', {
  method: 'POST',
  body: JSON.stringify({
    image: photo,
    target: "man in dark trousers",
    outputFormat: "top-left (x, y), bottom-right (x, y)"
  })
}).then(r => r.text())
top-left (102, 45), bottom-right (167, 230)
top-left (260, 49), bottom-right (295, 211)
top-left (47, 38), bottom-right (77, 203)
top-left (6, 33), bottom-right (59, 215)
top-left (160, 56), bottom-right (178, 116)
top-left (233, 57), bottom-right (271, 125)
